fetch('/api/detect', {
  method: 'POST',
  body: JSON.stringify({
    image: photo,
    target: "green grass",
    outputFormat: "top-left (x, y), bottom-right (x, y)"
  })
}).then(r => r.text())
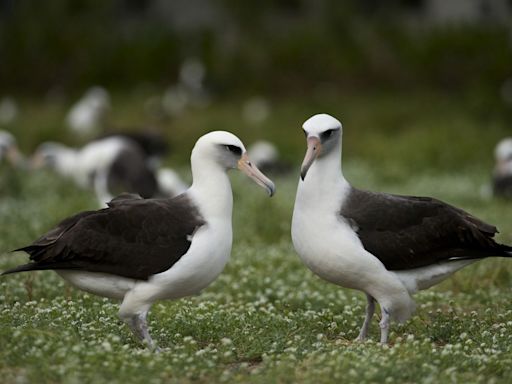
top-left (1, 90), bottom-right (512, 383)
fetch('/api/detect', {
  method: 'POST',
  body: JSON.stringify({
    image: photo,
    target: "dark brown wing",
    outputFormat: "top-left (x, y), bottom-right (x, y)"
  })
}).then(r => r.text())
top-left (340, 188), bottom-right (512, 270)
top-left (3, 194), bottom-right (205, 280)
top-left (493, 174), bottom-right (512, 199)
top-left (107, 144), bottom-right (158, 198)
top-left (98, 131), bottom-right (169, 158)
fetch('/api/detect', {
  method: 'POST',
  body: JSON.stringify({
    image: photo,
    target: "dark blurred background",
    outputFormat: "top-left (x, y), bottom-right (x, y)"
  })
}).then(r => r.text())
top-left (0, 0), bottom-right (512, 174)
top-left (1, 0), bottom-right (511, 95)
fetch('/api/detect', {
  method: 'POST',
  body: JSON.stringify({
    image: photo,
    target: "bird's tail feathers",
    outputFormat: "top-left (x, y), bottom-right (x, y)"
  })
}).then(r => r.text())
top-left (1, 263), bottom-right (40, 276)
top-left (498, 242), bottom-right (512, 257)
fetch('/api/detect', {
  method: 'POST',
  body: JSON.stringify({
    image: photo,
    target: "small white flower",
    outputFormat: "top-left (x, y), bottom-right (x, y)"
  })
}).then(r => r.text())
top-left (101, 341), bottom-right (112, 352)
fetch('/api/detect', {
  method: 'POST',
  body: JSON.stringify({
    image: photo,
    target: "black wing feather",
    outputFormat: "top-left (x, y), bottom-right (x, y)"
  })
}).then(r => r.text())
top-left (107, 145), bottom-right (158, 198)
top-left (493, 174), bottom-right (512, 199)
top-left (340, 188), bottom-right (512, 270)
top-left (3, 194), bottom-right (205, 280)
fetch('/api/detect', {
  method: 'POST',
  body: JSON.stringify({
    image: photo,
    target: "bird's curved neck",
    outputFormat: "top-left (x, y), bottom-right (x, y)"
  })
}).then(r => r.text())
top-left (189, 158), bottom-right (233, 220)
top-left (307, 141), bottom-right (345, 186)
top-left (54, 148), bottom-right (80, 178)
top-left (297, 140), bottom-right (349, 206)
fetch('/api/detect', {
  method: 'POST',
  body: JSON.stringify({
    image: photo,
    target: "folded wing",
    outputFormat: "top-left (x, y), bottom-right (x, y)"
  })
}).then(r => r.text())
top-left (340, 188), bottom-right (512, 270)
top-left (4, 194), bottom-right (205, 280)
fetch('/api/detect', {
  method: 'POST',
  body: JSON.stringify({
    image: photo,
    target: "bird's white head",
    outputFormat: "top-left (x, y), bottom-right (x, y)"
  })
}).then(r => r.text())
top-left (0, 130), bottom-right (22, 166)
top-left (494, 137), bottom-right (512, 175)
top-left (300, 114), bottom-right (342, 180)
top-left (191, 131), bottom-right (275, 196)
top-left (31, 142), bottom-right (74, 170)
top-left (495, 138), bottom-right (512, 161)
top-left (247, 140), bottom-right (279, 168)
top-left (84, 86), bottom-right (111, 109)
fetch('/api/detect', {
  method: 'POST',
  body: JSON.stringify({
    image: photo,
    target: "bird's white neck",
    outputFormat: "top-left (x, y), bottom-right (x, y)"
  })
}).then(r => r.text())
top-left (188, 158), bottom-right (233, 220)
top-left (53, 148), bottom-right (81, 180)
top-left (295, 140), bottom-right (350, 211)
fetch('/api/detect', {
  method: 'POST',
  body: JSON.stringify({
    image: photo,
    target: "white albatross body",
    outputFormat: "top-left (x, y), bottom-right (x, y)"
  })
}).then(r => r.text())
top-left (292, 160), bottom-right (476, 319)
top-left (57, 197), bottom-right (232, 304)
top-left (33, 137), bottom-right (158, 207)
top-left (292, 114), bottom-right (510, 343)
top-left (58, 157), bottom-right (234, 305)
top-left (6, 131), bottom-right (275, 350)
top-left (291, 138), bottom-right (417, 324)
top-left (66, 86), bottom-right (110, 136)
top-left (34, 137), bottom-right (128, 188)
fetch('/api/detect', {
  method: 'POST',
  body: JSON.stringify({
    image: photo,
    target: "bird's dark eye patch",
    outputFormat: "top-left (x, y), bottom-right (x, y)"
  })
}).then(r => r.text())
top-left (321, 129), bottom-right (337, 141)
top-left (225, 145), bottom-right (242, 156)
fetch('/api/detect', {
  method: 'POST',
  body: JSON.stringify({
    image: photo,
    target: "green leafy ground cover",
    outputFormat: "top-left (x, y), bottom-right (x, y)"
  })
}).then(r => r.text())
top-left (1, 91), bottom-right (512, 383)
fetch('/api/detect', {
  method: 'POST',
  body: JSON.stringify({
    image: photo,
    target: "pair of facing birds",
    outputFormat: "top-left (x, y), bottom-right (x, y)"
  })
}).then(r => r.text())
top-left (3, 113), bottom-right (512, 350)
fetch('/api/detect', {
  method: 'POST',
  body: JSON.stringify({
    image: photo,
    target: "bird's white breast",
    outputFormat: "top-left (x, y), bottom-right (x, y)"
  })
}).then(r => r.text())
top-left (147, 219), bottom-right (232, 300)
top-left (56, 220), bottom-right (232, 302)
top-left (292, 179), bottom-right (383, 291)
top-left (292, 178), bottom-right (415, 322)
top-left (57, 270), bottom-right (136, 299)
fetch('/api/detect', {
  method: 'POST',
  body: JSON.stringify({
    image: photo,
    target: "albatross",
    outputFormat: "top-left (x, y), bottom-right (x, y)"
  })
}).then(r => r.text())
top-left (3, 131), bottom-right (275, 349)
top-left (291, 113), bottom-right (512, 343)
top-left (492, 137), bottom-right (512, 199)
top-left (0, 130), bottom-right (23, 166)
top-left (32, 136), bottom-right (160, 206)
top-left (66, 86), bottom-right (110, 136)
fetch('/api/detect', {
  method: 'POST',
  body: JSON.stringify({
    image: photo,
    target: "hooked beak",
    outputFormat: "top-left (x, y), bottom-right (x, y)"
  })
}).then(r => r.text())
top-left (238, 152), bottom-right (276, 197)
top-left (301, 136), bottom-right (321, 180)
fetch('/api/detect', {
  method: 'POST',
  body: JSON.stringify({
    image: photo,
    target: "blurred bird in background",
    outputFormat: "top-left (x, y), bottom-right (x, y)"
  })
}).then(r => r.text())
top-left (100, 131), bottom-right (188, 197)
top-left (493, 137), bottom-right (512, 199)
top-left (31, 136), bottom-right (160, 207)
top-left (161, 58), bottom-right (210, 118)
top-left (66, 86), bottom-right (111, 137)
top-left (247, 140), bottom-right (291, 176)
top-left (0, 97), bottom-right (19, 126)
top-left (0, 130), bottom-right (23, 167)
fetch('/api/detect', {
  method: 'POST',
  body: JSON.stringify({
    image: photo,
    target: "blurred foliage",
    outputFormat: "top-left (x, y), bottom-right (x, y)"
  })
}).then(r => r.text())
top-left (6, 89), bottom-right (509, 173)
top-left (0, 0), bottom-right (511, 95)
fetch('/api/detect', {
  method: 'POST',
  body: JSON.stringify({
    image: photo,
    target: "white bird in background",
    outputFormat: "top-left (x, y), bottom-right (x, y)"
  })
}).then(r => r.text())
top-left (98, 131), bottom-right (169, 170)
top-left (242, 97), bottom-right (271, 125)
top-left (32, 136), bottom-right (158, 207)
top-left (66, 86), bottom-right (111, 136)
top-left (292, 113), bottom-right (512, 343)
top-left (0, 97), bottom-right (19, 125)
top-left (248, 141), bottom-right (278, 168)
top-left (99, 131), bottom-right (188, 197)
top-left (156, 168), bottom-right (188, 197)
top-left (162, 58), bottom-right (209, 117)
top-left (492, 137), bottom-right (512, 198)
top-left (0, 130), bottom-right (23, 166)
top-left (247, 140), bottom-right (291, 175)
top-left (3, 131), bottom-right (275, 350)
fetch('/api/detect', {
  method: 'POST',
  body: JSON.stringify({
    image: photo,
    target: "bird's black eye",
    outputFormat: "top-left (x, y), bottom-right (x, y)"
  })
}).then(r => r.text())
top-left (321, 129), bottom-right (336, 141)
top-left (226, 145), bottom-right (242, 156)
